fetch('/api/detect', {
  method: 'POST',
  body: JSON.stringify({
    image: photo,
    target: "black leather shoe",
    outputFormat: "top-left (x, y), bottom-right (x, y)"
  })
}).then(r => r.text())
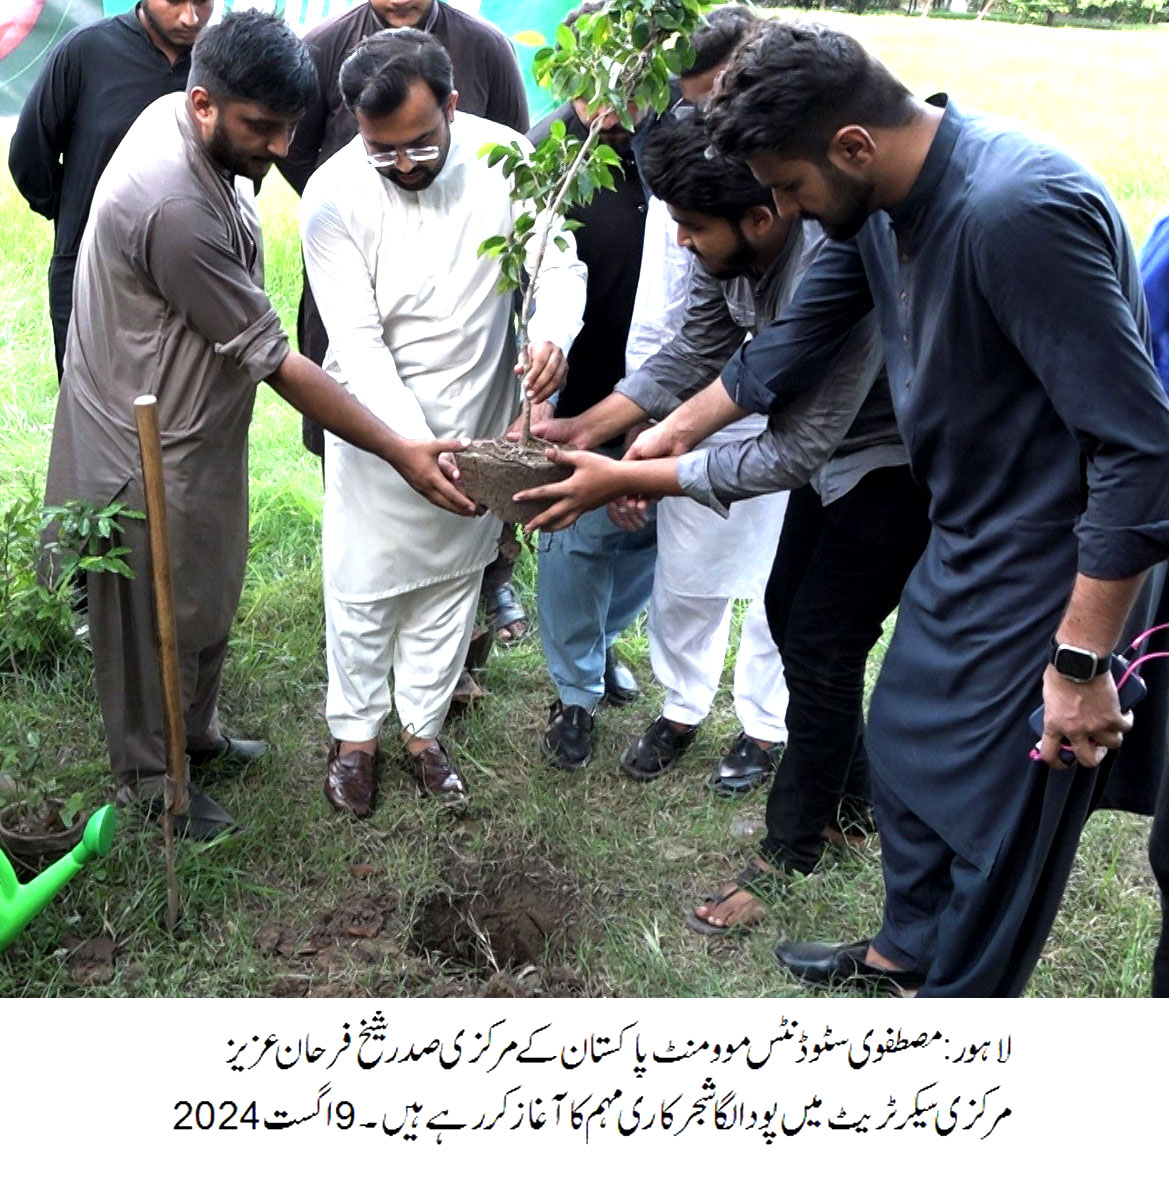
top-left (620, 717), bottom-right (698, 780)
top-left (773, 939), bottom-right (927, 992)
top-left (126, 782), bottom-right (239, 842)
top-left (602, 648), bottom-right (639, 705)
top-left (710, 733), bottom-right (783, 798)
top-left (542, 700), bottom-right (594, 769)
top-left (188, 735), bottom-right (269, 772)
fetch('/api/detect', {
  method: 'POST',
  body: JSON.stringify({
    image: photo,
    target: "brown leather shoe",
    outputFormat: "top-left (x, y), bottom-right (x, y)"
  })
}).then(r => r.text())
top-left (406, 740), bottom-right (469, 816)
top-left (324, 741), bottom-right (376, 819)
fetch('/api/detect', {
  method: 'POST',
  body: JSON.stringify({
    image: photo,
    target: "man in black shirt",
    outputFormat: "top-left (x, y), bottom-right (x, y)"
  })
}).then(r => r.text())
top-left (9, 0), bottom-right (213, 378)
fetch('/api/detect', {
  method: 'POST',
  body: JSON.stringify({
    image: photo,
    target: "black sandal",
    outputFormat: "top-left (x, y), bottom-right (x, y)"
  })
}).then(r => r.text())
top-left (685, 862), bottom-right (776, 937)
top-left (485, 582), bottom-right (528, 645)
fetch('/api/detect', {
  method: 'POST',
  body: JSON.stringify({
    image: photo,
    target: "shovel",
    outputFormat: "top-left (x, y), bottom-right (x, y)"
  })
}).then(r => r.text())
top-left (133, 395), bottom-right (186, 930)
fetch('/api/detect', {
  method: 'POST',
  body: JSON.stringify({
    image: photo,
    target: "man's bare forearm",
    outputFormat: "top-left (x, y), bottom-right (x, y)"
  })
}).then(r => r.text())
top-left (611, 458), bottom-right (684, 500)
top-left (569, 393), bottom-right (650, 449)
top-left (1055, 573), bottom-right (1147, 655)
top-left (657, 378), bottom-right (744, 449)
top-left (267, 351), bottom-right (410, 468)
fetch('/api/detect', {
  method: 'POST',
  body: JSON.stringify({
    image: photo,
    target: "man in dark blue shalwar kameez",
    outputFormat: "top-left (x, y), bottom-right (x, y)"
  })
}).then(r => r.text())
top-left (1139, 214), bottom-right (1169, 996)
top-left (690, 22), bottom-right (1169, 997)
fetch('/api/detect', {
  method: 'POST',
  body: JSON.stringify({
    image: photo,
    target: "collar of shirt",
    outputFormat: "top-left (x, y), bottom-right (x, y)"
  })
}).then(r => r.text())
top-left (886, 93), bottom-right (961, 229)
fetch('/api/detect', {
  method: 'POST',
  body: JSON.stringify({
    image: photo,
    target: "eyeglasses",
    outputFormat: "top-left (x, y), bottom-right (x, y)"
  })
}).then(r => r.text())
top-left (365, 144), bottom-right (442, 170)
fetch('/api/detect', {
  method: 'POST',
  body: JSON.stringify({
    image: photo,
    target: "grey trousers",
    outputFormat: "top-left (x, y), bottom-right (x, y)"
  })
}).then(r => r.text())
top-left (87, 514), bottom-right (230, 792)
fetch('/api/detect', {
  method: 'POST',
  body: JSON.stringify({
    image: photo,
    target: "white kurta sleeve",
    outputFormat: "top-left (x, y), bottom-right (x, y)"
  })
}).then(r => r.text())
top-left (301, 188), bottom-right (435, 441)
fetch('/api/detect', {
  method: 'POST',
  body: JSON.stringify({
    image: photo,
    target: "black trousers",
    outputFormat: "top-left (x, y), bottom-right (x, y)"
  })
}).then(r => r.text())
top-left (874, 759), bottom-right (1100, 997)
top-left (760, 465), bottom-right (930, 873)
top-left (1152, 781), bottom-right (1169, 996)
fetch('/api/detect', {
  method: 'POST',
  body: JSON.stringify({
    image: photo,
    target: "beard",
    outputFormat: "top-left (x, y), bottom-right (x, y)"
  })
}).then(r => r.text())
top-left (816, 162), bottom-right (876, 242)
top-left (693, 224), bottom-right (757, 281)
top-left (383, 164), bottom-right (440, 191)
top-left (205, 121), bottom-right (272, 181)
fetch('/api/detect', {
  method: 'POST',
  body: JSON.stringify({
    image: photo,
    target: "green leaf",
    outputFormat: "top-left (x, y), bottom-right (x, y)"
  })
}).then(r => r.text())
top-left (556, 24), bottom-right (575, 52)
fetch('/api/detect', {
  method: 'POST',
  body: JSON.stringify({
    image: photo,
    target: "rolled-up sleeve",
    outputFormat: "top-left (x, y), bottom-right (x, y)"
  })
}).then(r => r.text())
top-left (141, 196), bottom-right (289, 382)
top-left (686, 309), bottom-right (885, 512)
top-left (615, 267), bottom-right (746, 421)
top-left (976, 189), bottom-right (1169, 579)
top-left (721, 236), bottom-right (874, 415)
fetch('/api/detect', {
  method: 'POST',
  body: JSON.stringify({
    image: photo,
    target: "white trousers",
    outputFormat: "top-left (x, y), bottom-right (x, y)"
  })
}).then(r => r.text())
top-left (325, 571), bottom-right (480, 743)
top-left (648, 589), bottom-right (789, 743)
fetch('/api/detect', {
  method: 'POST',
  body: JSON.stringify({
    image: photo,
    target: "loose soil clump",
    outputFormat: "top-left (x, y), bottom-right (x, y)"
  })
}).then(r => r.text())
top-left (458, 439), bottom-right (572, 523)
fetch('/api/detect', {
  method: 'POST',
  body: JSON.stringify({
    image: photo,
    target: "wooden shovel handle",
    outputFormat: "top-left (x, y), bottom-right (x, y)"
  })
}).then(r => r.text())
top-left (133, 395), bottom-right (189, 819)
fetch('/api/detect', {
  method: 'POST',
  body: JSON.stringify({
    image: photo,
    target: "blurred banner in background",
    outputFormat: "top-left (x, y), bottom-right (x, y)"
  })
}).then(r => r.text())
top-left (1, 0), bottom-right (576, 117)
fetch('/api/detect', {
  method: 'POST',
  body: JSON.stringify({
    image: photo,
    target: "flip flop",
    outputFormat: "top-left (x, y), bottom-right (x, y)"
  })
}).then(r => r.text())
top-left (685, 863), bottom-right (774, 937)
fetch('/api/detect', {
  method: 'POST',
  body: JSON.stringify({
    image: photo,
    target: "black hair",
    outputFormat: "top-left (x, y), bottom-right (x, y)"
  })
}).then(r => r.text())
top-left (641, 114), bottom-right (773, 221)
top-left (339, 28), bottom-right (454, 117)
top-left (680, 4), bottom-right (757, 79)
top-left (188, 10), bottom-right (316, 115)
top-left (705, 21), bottom-right (914, 161)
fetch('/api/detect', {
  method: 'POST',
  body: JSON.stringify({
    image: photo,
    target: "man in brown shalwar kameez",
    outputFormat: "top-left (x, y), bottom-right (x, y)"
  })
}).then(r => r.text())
top-left (43, 10), bottom-right (477, 840)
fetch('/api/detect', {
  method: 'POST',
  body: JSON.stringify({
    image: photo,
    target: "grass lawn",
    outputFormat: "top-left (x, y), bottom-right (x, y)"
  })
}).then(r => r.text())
top-left (1, 14), bottom-right (1166, 998)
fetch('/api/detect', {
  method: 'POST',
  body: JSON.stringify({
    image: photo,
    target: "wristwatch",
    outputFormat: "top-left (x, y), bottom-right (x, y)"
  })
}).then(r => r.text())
top-left (1050, 638), bottom-right (1111, 684)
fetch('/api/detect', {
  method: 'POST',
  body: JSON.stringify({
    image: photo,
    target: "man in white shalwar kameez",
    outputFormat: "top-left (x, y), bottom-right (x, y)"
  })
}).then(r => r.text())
top-left (619, 191), bottom-right (790, 795)
top-left (302, 29), bottom-right (584, 816)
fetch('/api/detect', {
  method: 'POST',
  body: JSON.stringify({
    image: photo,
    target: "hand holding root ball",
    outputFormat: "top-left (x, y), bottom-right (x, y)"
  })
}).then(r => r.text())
top-left (397, 437), bottom-right (478, 516)
top-left (515, 446), bottom-right (630, 532)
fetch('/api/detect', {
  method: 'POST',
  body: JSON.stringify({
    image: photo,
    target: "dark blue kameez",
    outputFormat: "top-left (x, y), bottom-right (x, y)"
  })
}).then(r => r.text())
top-left (721, 98), bottom-right (1169, 995)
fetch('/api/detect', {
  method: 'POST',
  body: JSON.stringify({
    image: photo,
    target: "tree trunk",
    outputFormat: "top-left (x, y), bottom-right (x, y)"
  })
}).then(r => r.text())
top-left (976, 0), bottom-right (995, 19)
top-left (920, 0), bottom-right (934, 16)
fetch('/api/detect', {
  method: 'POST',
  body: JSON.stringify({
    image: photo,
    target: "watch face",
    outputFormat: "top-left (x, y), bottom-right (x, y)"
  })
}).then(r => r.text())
top-left (1055, 646), bottom-right (1099, 683)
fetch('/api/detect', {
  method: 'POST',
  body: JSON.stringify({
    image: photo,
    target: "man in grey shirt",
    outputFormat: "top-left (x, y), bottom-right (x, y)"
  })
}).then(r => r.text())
top-left (527, 114), bottom-right (929, 934)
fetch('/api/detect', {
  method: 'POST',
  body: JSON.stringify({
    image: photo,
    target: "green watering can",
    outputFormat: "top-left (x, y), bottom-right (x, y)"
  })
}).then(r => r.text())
top-left (0, 804), bottom-right (116, 952)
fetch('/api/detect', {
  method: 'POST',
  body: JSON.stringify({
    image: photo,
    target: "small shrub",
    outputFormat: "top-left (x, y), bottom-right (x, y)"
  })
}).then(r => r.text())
top-left (0, 487), bottom-right (143, 671)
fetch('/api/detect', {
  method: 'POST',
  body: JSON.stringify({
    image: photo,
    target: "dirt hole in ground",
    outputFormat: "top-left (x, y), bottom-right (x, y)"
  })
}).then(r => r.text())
top-left (409, 861), bottom-right (577, 977)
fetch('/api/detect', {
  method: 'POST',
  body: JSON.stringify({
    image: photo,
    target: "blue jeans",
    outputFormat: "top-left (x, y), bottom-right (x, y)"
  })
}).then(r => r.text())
top-left (537, 502), bottom-right (657, 710)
